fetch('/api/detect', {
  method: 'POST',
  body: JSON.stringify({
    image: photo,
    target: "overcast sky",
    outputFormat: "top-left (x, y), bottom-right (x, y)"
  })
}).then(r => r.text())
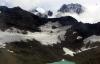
top-left (0, 0), bottom-right (100, 11)
top-left (0, 0), bottom-right (100, 23)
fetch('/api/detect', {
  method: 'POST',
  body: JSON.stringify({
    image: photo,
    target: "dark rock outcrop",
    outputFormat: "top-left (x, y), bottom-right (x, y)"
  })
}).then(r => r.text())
top-left (58, 3), bottom-right (84, 14)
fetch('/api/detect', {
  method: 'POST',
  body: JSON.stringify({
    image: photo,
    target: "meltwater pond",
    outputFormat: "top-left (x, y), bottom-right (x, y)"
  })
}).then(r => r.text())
top-left (48, 59), bottom-right (75, 64)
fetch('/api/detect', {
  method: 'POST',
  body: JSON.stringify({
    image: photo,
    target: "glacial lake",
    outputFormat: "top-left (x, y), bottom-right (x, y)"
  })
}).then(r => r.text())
top-left (48, 59), bottom-right (75, 64)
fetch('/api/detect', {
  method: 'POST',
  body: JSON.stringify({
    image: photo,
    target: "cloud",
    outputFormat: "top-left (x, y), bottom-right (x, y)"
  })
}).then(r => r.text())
top-left (0, 0), bottom-right (67, 11)
top-left (0, 0), bottom-right (40, 10)
top-left (0, 0), bottom-right (100, 11)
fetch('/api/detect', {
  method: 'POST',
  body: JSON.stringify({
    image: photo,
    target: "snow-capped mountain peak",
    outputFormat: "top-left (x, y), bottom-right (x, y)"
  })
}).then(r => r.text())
top-left (36, 7), bottom-right (45, 14)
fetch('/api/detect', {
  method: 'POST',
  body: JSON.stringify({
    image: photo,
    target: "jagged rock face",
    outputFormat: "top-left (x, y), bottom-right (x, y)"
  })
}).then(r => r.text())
top-left (72, 22), bottom-right (100, 38)
top-left (48, 10), bottom-right (53, 16)
top-left (0, 6), bottom-right (48, 32)
top-left (58, 3), bottom-right (84, 14)
top-left (30, 8), bottom-right (53, 18)
top-left (0, 6), bottom-right (100, 64)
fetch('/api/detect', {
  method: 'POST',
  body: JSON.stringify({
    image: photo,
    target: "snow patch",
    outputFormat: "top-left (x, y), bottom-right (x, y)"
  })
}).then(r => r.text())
top-left (81, 46), bottom-right (98, 51)
top-left (77, 46), bottom-right (98, 53)
top-left (0, 31), bottom-right (31, 47)
top-left (63, 46), bottom-right (98, 56)
top-left (5, 27), bottom-right (26, 33)
top-left (84, 35), bottom-right (100, 44)
top-left (63, 47), bottom-right (75, 56)
top-left (27, 22), bottom-right (71, 45)
top-left (7, 49), bottom-right (14, 53)
top-left (0, 22), bottom-right (71, 47)
top-left (77, 36), bottom-right (82, 39)
top-left (36, 7), bottom-right (45, 14)
top-left (73, 32), bottom-right (77, 34)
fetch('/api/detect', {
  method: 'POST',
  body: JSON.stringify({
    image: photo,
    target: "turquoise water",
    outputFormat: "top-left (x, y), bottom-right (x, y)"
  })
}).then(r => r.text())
top-left (48, 60), bottom-right (75, 64)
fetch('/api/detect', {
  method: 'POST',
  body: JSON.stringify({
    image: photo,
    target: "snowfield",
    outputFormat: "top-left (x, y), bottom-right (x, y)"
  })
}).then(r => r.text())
top-left (84, 35), bottom-right (100, 44)
top-left (0, 22), bottom-right (71, 47)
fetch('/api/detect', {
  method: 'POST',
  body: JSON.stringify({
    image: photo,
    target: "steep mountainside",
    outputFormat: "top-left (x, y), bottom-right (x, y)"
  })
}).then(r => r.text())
top-left (0, 6), bottom-right (100, 64)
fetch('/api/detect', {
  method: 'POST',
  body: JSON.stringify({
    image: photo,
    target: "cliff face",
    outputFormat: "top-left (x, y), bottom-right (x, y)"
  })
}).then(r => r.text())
top-left (0, 6), bottom-right (100, 64)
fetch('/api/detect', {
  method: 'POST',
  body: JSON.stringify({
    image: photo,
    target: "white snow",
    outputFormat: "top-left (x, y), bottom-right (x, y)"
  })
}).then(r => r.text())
top-left (36, 7), bottom-right (45, 14)
top-left (73, 32), bottom-right (77, 34)
top-left (81, 46), bottom-right (98, 51)
top-left (0, 31), bottom-right (30, 47)
top-left (63, 47), bottom-right (75, 56)
top-left (0, 22), bottom-right (71, 47)
top-left (7, 49), bottom-right (14, 53)
top-left (75, 35), bottom-right (100, 53)
top-left (84, 35), bottom-right (100, 44)
top-left (76, 46), bottom-right (98, 53)
top-left (77, 36), bottom-right (82, 39)
top-left (27, 22), bottom-right (71, 45)
top-left (63, 46), bottom-right (98, 56)
top-left (5, 27), bottom-right (25, 33)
